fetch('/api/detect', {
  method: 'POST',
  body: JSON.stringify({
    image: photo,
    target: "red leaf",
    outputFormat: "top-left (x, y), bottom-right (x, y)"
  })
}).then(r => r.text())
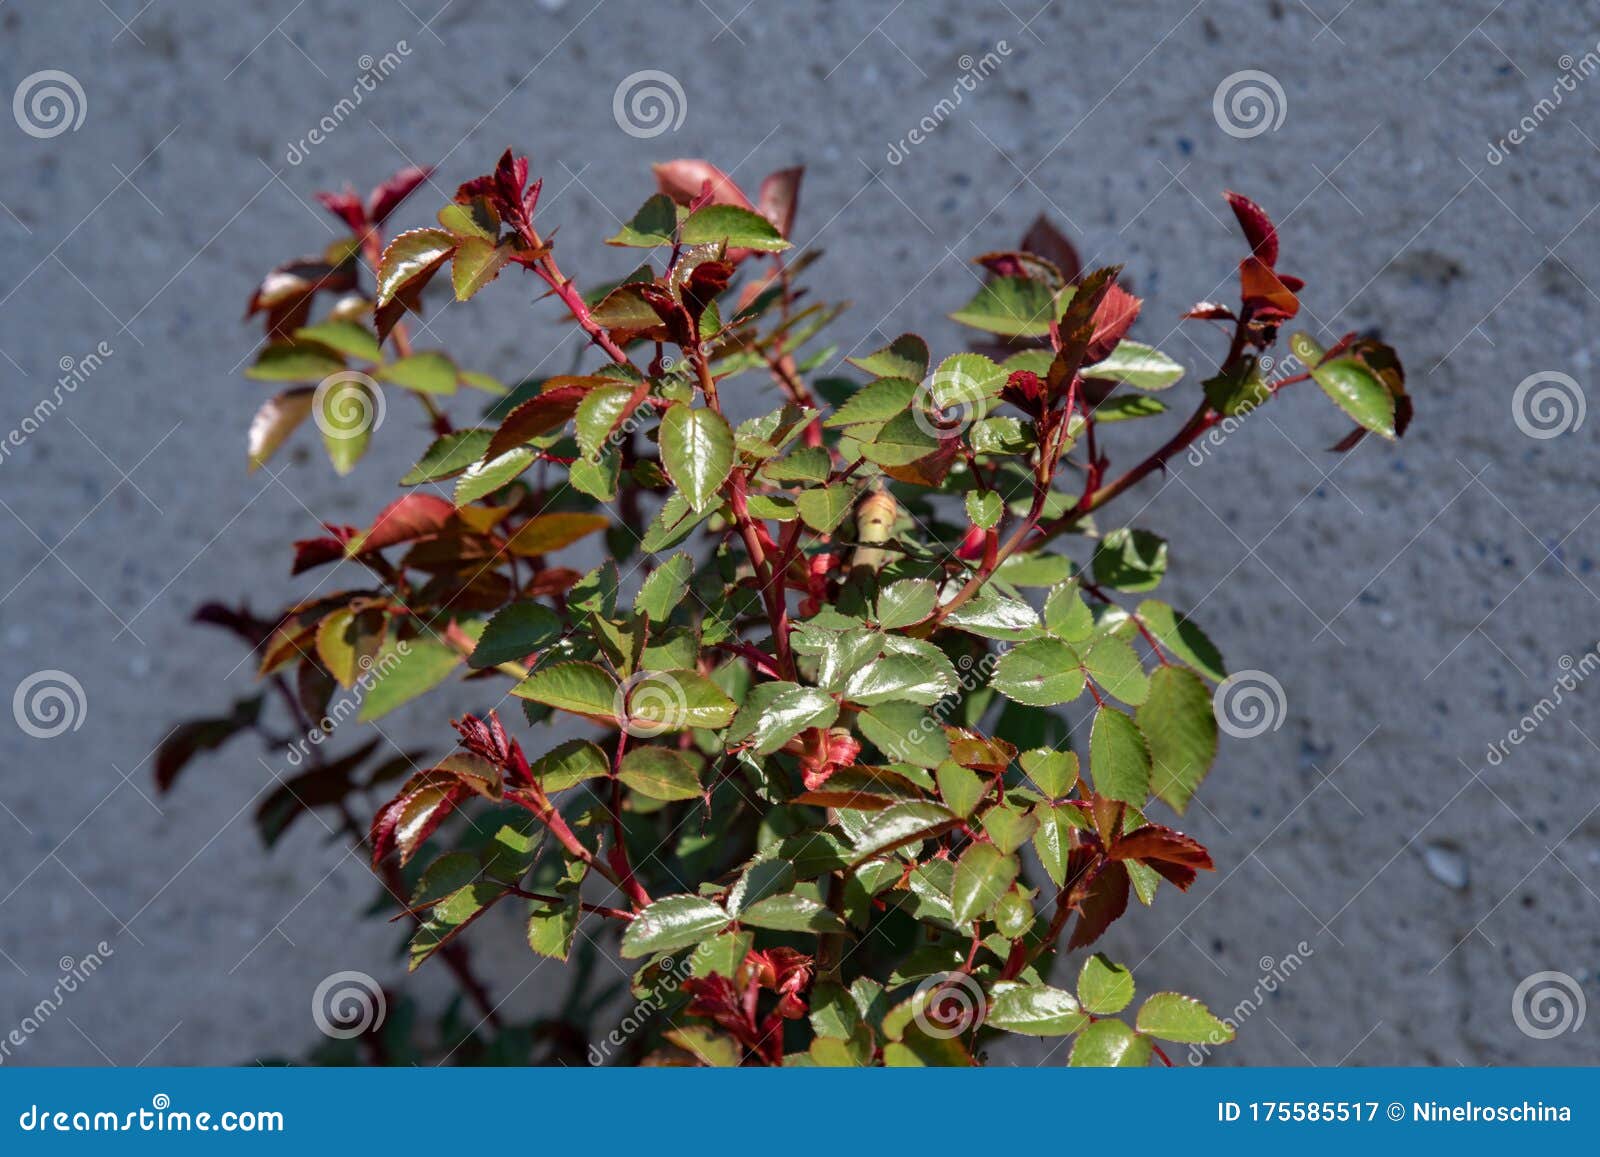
top-left (1110, 822), bottom-right (1214, 891)
top-left (367, 165), bottom-right (434, 225)
top-left (1085, 281), bottom-right (1143, 363)
top-left (1068, 858), bottom-right (1129, 949)
top-left (483, 381), bottom-right (595, 461)
top-left (355, 494), bottom-right (456, 554)
top-left (1020, 215), bottom-right (1082, 285)
top-left (290, 533), bottom-right (351, 575)
top-left (1225, 191), bottom-right (1279, 267)
top-left (1183, 301), bottom-right (1236, 321)
top-left (652, 159), bottom-right (754, 210)
top-left (369, 772), bottom-right (471, 867)
top-left (315, 187), bottom-right (367, 233)
top-left (758, 167), bottom-right (803, 238)
top-left (1238, 256), bottom-right (1299, 322)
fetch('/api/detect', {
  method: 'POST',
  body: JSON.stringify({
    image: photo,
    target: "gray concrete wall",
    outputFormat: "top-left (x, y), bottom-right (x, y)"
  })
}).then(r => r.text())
top-left (1, 0), bottom-right (1597, 1065)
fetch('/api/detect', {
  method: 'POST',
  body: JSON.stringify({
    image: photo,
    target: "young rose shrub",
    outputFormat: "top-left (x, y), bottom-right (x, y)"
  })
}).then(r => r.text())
top-left (164, 151), bottom-right (1411, 1067)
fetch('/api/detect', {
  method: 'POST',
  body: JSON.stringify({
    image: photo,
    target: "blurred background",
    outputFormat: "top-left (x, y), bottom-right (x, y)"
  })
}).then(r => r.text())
top-left (1, 0), bottom-right (1597, 1065)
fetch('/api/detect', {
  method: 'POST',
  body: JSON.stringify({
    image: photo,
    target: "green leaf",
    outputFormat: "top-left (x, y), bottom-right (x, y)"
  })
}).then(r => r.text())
top-left (857, 702), bottom-right (951, 768)
top-left (1094, 394), bottom-right (1169, 423)
top-left (760, 445), bottom-right (831, 484)
top-left (860, 410), bottom-right (939, 467)
top-left (377, 227), bottom-right (456, 306)
top-left (1136, 992), bottom-right (1234, 1044)
top-left (1202, 355), bottom-right (1271, 416)
top-left (1086, 340), bottom-right (1184, 391)
top-left (1020, 749), bottom-right (1078, 798)
top-left (796, 485), bottom-right (855, 533)
top-left (510, 661), bottom-right (618, 723)
top-left (1082, 636), bottom-right (1150, 706)
top-left (1069, 1018), bottom-right (1151, 1066)
top-left (982, 806), bottom-right (1037, 855)
top-left (987, 981), bottom-right (1090, 1036)
top-left (1312, 356), bottom-right (1396, 438)
top-left (840, 639), bottom-right (956, 706)
top-left (729, 682), bottom-right (839, 755)
top-left (945, 591), bottom-right (1041, 640)
top-left (848, 334), bottom-right (929, 380)
top-left (527, 894), bottom-right (581, 961)
top-left (606, 194), bottom-right (678, 247)
top-left (634, 553), bottom-right (694, 621)
top-left (951, 276), bottom-right (1057, 337)
top-left (951, 841), bottom-right (1018, 924)
top-left (641, 492), bottom-right (712, 553)
top-left (451, 237), bottom-right (511, 301)
top-left (740, 894), bottom-right (847, 934)
top-left (470, 602), bottom-right (562, 669)
top-left (618, 747), bottom-right (702, 801)
top-left (1136, 600), bottom-right (1226, 682)
top-left (823, 377), bottom-right (919, 427)
top-left (660, 404), bottom-right (734, 512)
top-left (1043, 584), bottom-right (1095, 642)
top-left (246, 388), bottom-right (313, 472)
top-left (1032, 804), bottom-right (1076, 886)
top-left (991, 639), bottom-right (1085, 706)
top-left (357, 637), bottom-right (462, 721)
top-left (680, 204), bottom-right (790, 251)
top-left (935, 761), bottom-right (984, 818)
top-left (378, 352), bottom-right (458, 395)
top-left (848, 801), bottom-right (959, 865)
top-left (453, 448), bottom-right (535, 505)
top-left (1088, 706), bottom-right (1151, 805)
top-left (1077, 953), bottom-right (1135, 1014)
top-left (624, 669), bottom-right (737, 732)
top-left (530, 739), bottom-right (610, 792)
top-left (620, 895), bottom-right (730, 958)
top-left (402, 429), bottom-right (493, 484)
top-left (1093, 528), bottom-right (1167, 592)
top-left (875, 579), bottom-right (937, 630)
top-left (246, 342), bottom-right (345, 382)
top-left (966, 491), bottom-right (1002, 529)
top-left (437, 199), bottom-right (499, 242)
top-left (294, 320), bottom-right (381, 363)
top-left (575, 384), bottom-right (639, 459)
top-left (1138, 666), bottom-right (1219, 814)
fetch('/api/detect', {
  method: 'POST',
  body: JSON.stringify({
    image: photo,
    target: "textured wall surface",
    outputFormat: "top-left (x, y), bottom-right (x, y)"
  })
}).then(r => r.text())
top-left (1, 0), bottom-right (1597, 1066)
